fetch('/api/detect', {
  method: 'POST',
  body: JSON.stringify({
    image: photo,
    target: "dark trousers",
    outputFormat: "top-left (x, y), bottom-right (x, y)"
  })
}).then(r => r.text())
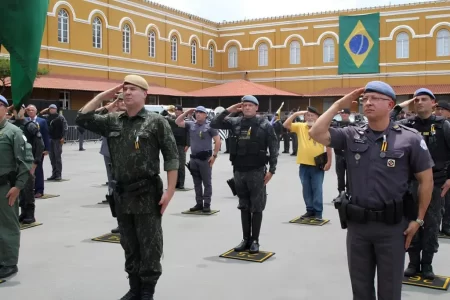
top-left (410, 184), bottom-right (443, 254)
top-left (347, 219), bottom-right (408, 300)
top-left (190, 158), bottom-right (212, 205)
top-left (290, 132), bottom-right (298, 153)
top-left (282, 133), bottom-right (290, 152)
top-left (118, 213), bottom-right (163, 287)
top-left (442, 193), bottom-right (450, 233)
top-left (234, 167), bottom-right (267, 213)
top-left (34, 155), bottom-right (45, 194)
top-left (335, 155), bottom-right (348, 193)
top-left (104, 156), bottom-right (113, 195)
top-left (49, 139), bottom-right (63, 178)
top-left (78, 132), bottom-right (84, 149)
top-left (19, 174), bottom-right (36, 216)
top-left (176, 146), bottom-right (186, 187)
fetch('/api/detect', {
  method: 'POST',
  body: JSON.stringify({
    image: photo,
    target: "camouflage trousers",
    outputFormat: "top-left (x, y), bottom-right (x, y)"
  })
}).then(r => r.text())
top-left (234, 167), bottom-right (267, 213)
top-left (409, 183), bottom-right (444, 254)
top-left (117, 213), bottom-right (163, 286)
top-left (442, 192), bottom-right (450, 233)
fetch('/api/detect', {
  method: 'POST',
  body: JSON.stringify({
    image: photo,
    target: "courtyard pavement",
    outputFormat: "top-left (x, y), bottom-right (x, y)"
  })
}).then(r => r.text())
top-left (0, 141), bottom-right (449, 300)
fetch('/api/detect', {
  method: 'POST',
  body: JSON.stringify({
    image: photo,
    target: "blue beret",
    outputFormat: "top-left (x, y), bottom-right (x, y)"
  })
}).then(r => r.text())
top-left (195, 106), bottom-right (208, 114)
top-left (364, 81), bottom-right (396, 100)
top-left (241, 95), bottom-right (259, 105)
top-left (414, 88), bottom-right (435, 100)
top-left (0, 95), bottom-right (8, 106)
top-left (49, 104), bottom-right (58, 109)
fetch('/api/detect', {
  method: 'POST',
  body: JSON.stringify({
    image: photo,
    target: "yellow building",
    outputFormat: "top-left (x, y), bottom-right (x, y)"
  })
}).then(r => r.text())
top-left (1, 0), bottom-right (450, 111)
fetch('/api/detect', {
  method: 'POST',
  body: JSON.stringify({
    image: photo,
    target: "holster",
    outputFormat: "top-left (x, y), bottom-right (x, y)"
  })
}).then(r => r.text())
top-left (333, 191), bottom-right (348, 229)
top-left (190, 150), bottom-right (212, 161)
top-left (227, 178), bottom-right (237, 196)
top-left (106, 194), bottom-right (116, 218)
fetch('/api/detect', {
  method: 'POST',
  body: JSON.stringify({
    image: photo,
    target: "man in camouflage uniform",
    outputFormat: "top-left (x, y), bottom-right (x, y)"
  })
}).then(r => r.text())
top-left (76, 75), bottom-right (179, 300)
top-left (9, 105), bottom-right (44, 224)
top-left (211, 95), bottom-right (279, 253)
top-left (0, 95), bottom-right (34, 279)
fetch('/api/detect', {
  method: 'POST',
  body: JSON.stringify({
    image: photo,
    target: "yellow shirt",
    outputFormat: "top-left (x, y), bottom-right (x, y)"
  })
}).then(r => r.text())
top-left (291, 122), bottom-right (326, 166)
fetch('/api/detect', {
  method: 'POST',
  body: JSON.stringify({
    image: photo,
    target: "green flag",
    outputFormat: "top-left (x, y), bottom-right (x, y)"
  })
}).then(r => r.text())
top-left (0, 0), bottom-right (49, 109)
top-left (338, 13), bottom-right (380, 74)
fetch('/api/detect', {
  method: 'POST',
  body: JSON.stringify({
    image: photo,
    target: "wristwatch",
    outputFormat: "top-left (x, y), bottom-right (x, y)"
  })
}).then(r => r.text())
top-left (415, 219), bottom-right (424, 227)
top-left (213, 154), bottom-right (218, 158)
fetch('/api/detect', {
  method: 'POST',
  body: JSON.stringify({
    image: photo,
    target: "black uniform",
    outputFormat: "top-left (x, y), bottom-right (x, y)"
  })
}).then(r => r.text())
top-left (331, 120), bottom-right (353, 196)
top-left (11, 117), bottom-right (44, 223)
top-left (165, 115), bottom-right (190, 188)
top-left (211, 109), bottom-right (279, 254)
top-left (393, 113), bottom-right (450, 279)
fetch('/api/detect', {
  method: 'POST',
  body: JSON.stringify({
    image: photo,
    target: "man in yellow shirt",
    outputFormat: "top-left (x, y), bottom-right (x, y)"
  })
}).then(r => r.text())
top-left (283, 106), bottom-right (332, 220)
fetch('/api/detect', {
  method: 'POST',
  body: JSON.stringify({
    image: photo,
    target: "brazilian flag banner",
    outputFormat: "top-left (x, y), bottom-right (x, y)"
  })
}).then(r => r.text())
top-left (338, 13), bottom-right (380, 74)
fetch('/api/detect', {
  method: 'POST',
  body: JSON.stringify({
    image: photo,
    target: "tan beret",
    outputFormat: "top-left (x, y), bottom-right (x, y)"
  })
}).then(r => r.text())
top-left (123, 75), bottom-right (149, 91)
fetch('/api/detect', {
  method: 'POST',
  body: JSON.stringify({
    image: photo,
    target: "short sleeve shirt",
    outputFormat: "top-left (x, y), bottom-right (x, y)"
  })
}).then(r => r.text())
top-left (328, 122), bottom-right (434, 210)
top-left (185, 121), bottom-right (218, 155)
top-left (291, 122), bottom-right (326, 166)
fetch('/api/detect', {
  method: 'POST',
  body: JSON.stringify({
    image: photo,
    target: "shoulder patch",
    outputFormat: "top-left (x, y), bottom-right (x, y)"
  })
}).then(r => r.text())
top-left (398, 123), bottom-right (419, 134)
top-left (420, 139), bottom-right (428, 150)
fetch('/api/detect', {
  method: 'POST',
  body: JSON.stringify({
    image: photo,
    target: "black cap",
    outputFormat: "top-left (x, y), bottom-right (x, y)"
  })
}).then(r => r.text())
top-left (175, 105), bottom-right (183, 111)
top-left (340, 108), bottom-right (351, 114)
top-left (436, 101), bottom-right (450, 111)
top-left (307, 106), bottom-right (321, 116)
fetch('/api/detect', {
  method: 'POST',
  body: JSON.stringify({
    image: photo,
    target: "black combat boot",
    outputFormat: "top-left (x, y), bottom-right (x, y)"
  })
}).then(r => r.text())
top-left (19, 209), bottom-right (26, 223)
top-left (421, 252), bottom-right (435, 280)
top-left (202, 203), bottom-right (211, 213)
top-left (22, 206), bottom-right (36, 224)
top-left (140, 284), bottom-right (155, 300)
top-left (120, 275), bottom-right (141, 300)
top-left (189, 203), bottom-right (203, 212)
top-left (234, 211), bottom-right (252, 252)
top-left (249, 212), bottom-right (262, 254)
top-left (0, 265), bottom-right (18, 279)
top-left (404, 251), bottom-right (421, 277)
top-left (111, 227), bottom-right (120, 234)
top-left (249, 240), bottom-right (260, 254)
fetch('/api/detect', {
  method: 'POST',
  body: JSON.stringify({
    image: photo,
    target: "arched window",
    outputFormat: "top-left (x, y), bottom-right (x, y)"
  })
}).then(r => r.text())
top-left (58, 9), bottom-right (69, 43)
top-left (148, 31), bottom-right (156, 58)
top-left (92, 17), bottom-right (102, 49)
top-left (171, 36), bottom-right (178, 61)
top-left (437, 29), bottom-right (450, 57)
top-left (289, 41), bottom-right (300, 64)
top-left (396, 32), bottom-right (409, 59)
top-left (122, 24), bottom-right (131, 53)
top-left (209, 45), bottom-right (214, 67)
top-left (258, 43), bottom-right (268, 66)
top-left (191, 41), bottom-right (197, 65)
top-left (323, 38), bottom-right (335, 63)
top-left (228, 46), bottom-right (238, 68)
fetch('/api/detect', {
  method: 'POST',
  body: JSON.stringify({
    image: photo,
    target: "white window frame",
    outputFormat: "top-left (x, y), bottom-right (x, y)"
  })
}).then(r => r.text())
top-left (191, 41), bottom-right (197, 65)
top-left (122, 24), bottom-right (131, 54)
top-left (171, 36), bottom-right (178, 61)
top-left (92, 17), bottom-right (102, 49)
top-left (396, 32), bottom-right (409, 59)
top-left (228, 46), bottom-right (238, 68)
top-left (209, 45), bottom-right (214, 67)
top-left (58, 9), bottom-right (69, 43)
top-left (437, 29), bottom-right (450, 57)
top-left (148, 31), bottom-right (156, 58)
top-left (323, 38), bottom-right (335, 63)
top-left (59, 91), bottom-right (71, 110)
top-left (289, 41), bottom-right (300, 65)
top-left (258, 43), bottom-right (268, 67)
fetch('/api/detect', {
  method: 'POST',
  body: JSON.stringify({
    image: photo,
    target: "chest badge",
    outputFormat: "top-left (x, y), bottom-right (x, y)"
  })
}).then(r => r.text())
top-left (354, 153), bottom-right (361, 160)
top-left (387, 159), bottom-right (395, 168)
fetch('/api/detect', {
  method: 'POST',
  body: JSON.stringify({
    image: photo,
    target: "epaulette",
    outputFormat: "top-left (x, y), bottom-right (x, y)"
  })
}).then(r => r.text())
top-left (397, 123), bottom-right (419, 134)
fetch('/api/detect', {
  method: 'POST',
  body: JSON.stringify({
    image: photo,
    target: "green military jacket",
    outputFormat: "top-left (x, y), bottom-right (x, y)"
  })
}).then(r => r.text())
top-left (0, 118), bottom-right (33, 190)
top-left (76, 107), bottom-right (179, 214)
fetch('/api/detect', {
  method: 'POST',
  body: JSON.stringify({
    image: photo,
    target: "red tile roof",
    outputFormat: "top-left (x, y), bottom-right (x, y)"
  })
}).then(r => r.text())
top-left (188, 79), bottom-right (301, 97)
top-left (304, 84), bottom-right (450, 97)
top-left (0, 75), bottom-right (189, 97)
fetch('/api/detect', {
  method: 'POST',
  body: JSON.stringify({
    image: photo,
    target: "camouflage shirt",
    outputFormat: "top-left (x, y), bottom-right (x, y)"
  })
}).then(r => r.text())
top-left (76, 107), bottom-right (179, 214)
top-left (211, 110), bottom-right (279, 174)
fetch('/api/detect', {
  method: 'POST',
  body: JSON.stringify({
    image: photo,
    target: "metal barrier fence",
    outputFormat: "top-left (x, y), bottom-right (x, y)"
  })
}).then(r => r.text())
top-left (66, 126), bottom-right (102, 143)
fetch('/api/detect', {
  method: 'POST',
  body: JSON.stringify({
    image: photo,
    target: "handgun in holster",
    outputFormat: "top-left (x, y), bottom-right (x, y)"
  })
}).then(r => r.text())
top-left (227, 178), bottom-right (237, 196)
top-left (334, 191), bottom-right (349, 229)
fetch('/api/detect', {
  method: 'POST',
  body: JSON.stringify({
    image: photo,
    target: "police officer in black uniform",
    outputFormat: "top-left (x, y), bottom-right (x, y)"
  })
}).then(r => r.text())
top-left (332, 108), bottom-right (352, 200)
top-left (211, 95), bottom-right (279, 254)
top-left (309, 81), bottom-right (434, 300)
top-left (9, 105), bottom-right (44, 224)
top-left (391, 88), bottom-right (450, 279)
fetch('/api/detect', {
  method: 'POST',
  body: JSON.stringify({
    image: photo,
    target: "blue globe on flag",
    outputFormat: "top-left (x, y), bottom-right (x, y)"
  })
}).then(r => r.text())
top-left (349, 34), bottom-right (370, 55)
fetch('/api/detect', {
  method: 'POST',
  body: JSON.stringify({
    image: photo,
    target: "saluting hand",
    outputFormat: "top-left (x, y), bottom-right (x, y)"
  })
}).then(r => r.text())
top-left (99, 84), bottom-right (124, 101)
top-left (441, 179), bottom-right (450, 197)
top-left (398, 97), bottom-right (416, 109)
top-left (226, 103), bottom-right (242, 114)
top-left (404, 221), bottom-right (420, 250)
top-left (6, 187), bottom-right (20, 206)
top-left (337, 87), bottom-right (365, 110)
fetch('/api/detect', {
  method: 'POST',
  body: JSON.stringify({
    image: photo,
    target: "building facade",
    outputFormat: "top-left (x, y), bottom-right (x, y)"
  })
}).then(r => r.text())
top-left (1, 0), bottom-right (450, 111)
